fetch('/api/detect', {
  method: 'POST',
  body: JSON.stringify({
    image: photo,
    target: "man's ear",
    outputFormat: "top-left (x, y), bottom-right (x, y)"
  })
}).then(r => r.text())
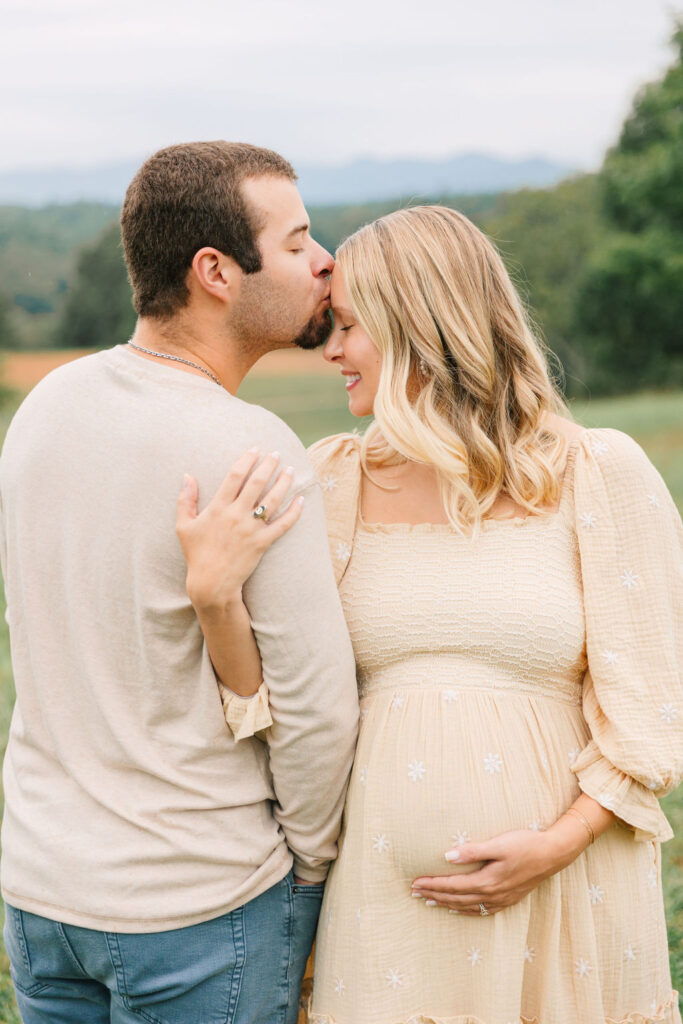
top-left (190, 248), bottom-right (240, 303)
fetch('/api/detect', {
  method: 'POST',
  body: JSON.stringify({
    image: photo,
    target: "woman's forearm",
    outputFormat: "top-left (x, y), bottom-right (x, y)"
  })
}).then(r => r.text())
top-left (542, 793), bottom-right (616, 870)
top-left (194, 592), bottom-right (262, 698)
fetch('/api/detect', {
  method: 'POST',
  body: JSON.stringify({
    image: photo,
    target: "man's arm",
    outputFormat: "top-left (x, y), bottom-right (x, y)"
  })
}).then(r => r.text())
top-left (176, 451), bottom-right (304, 698)
top-left (242, 471), bottom-right (359, 881)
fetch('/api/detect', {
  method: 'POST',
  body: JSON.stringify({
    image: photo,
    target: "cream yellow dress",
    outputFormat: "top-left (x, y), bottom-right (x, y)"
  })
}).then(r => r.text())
top-left (307, 428), bottom-right (682, 1024)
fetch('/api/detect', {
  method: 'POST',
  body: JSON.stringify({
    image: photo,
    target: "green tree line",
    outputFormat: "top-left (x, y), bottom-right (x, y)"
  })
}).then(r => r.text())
top-left (1, 24), bottom-right (681, 397)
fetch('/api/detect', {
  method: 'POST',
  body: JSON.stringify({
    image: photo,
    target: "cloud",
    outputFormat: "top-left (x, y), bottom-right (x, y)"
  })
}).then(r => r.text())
top-left (1, 0), bottom-right (678, 170)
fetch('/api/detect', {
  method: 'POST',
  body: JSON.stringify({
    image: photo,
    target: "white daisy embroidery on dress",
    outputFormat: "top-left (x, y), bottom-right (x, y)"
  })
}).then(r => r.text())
top-left (598, 791), bottom-right (617, 812)
top-left (335, 541), bottom-right (351, 562)
top-left (320, 475), bottom-right (338, 492)
top-left (590, 438), bottom-right (609, 457)
top-left (575, 958), bottom-right (592, 978)
top-left (524, 946), bottom-right (537, 963)
top-left (602, 649), bottom-right (619, 666)
top-left (407, 760), bottom-right (427, 783)
top-left (359, 766), bottom-right (368, 786)
top-left (385, 969), bottom-right (404, 990)
top-left (620, 569), bottom-right (639, 591)
top-left (372, 834), bottom-right (390, 855)
top-left (579, 512), bottom-right (597, 529)
top-left (483, 752), bottom-right (503, 775)
top-left (356, 907), bottom-right (362, 925)
top-left (467, 947), bottom-right (483, 966)
top-left (528, 820), bottom-right (546, 832)
top-left (442, 689), bottom-right (459, 704)
top-left (647, 778), bottom-right (659, 790)
top-left (451, 829), bottom-right (470, 846)
top-left (623, 945), bottom-right (637, 962)
top-left (659, 703), bottom-right (678, 723)
top-left (647, 867), bottom-right (657, 889)
top-left (334, 978), bottom-right (346, 996)
top-left (588, 883), bottom-right (605, 905)
top-left (647, 492), bottom-right (660, 509)
top-left (391, 694), bottom-right (405, 710)
top-left (568, 747), bottom-right (580, 765)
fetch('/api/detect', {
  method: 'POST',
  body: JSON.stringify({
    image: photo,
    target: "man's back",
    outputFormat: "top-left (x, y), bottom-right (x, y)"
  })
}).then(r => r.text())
top-left (0, 345), bottom-right (358, 932)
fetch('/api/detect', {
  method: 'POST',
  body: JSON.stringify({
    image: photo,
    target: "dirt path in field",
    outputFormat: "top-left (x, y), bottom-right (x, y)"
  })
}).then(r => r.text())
top-left (1, 347), bottom-right (330, 392)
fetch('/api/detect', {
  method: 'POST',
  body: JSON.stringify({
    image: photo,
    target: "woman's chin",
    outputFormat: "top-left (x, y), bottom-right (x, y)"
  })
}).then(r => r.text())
top-left (348, 391), bottom-right (374, 418)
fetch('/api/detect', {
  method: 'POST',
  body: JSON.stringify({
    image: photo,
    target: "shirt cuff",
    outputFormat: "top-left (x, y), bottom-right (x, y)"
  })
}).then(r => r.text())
top-left (571, 743), bottom-right (674, 843)
top-left (219, 681), bottom-right (272, 742)
top-left (292, 857), bottom-right (329, 884)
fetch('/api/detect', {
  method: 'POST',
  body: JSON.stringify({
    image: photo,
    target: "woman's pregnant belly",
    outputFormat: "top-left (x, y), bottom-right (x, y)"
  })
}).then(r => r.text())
top-left (343, 684), bottom-right (589, 880)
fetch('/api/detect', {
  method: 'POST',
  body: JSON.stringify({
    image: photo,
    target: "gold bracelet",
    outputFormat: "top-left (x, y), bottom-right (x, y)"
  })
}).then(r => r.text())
top-left (564, 806), bottom-right (595, 845)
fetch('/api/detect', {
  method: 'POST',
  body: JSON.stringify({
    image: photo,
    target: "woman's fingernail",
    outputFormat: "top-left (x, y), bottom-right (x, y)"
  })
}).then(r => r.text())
top-left (297, 496), bottom-right (305, 506)
top-left (411, 890), bottom-right (423, 898)
top-left (248, 447), bottom-right (259, 454)
top-left (448, 909), bottom-right (460, 915)
top-left (425, 900), bottom-right (437, 907)
top-left (285, 466), bottom-right (294, 476)
top-left (269, 451), bottom-right (280, 460)
top-left (445, 849), bottom-right (460, 862)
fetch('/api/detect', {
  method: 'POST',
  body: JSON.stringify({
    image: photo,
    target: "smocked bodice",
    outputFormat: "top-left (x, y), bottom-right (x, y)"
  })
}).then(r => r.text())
top-left (340, 515), bottom-right (586, 705)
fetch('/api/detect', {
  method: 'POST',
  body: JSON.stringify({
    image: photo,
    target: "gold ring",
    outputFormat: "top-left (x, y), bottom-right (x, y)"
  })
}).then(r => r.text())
top-left (253, 504), bottom-right (268, 521)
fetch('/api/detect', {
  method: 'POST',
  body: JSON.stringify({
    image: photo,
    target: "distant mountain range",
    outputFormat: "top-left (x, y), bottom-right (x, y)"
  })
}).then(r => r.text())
top-left (0, 152), bottom-right (576, 207)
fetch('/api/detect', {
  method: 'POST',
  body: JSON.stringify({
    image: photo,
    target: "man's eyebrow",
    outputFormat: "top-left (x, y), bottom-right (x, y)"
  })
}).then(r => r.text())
top-left (285, 223), bottom-right (310, 239)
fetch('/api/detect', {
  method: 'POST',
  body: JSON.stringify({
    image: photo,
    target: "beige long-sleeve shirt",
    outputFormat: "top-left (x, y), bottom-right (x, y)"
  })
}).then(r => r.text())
top-left (0, 344), bottom-right (358, 933)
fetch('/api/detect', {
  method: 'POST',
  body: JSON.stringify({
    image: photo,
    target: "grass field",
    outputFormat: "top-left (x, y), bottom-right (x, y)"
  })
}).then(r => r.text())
top-left (0, 378), bottom-right (680, 1022)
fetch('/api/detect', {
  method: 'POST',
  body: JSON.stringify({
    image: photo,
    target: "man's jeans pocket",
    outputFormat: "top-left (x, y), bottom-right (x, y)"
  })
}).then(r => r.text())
top-left (105, 910), bottom-right (246, 1024)
top-left (3, 905), bottom-right (52, 997)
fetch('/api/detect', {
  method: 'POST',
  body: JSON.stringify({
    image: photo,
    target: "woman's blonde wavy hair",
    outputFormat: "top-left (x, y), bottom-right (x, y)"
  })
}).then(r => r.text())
top-left (335, 205), bottom-right (570, 532)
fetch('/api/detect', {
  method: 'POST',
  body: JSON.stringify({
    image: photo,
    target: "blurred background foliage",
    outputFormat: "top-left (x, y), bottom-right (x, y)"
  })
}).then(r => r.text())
top-left (0, 25), bottom-right (681, 400)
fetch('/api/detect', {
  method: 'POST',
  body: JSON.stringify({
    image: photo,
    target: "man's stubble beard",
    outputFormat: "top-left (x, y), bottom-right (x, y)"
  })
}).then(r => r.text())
top-left (292, 308), bottom-right (333, 350)
top-left (230, 271), bottom-right (333, 355)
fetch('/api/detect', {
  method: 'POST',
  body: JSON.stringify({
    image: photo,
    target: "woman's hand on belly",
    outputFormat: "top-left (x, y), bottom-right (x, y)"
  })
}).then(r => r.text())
top-left (411, 827), bottom-right (577, 916)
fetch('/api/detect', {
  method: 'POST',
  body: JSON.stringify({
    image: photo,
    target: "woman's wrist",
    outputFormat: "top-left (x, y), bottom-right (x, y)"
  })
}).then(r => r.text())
top-left (187, 578), bottom-right (244, 615)
top-left (539, 814), bottom-right (590, 871)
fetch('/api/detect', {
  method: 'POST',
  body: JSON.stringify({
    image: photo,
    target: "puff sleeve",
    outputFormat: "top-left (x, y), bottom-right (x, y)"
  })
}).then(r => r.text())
top-left (218, 680), bottom-right (273, 742)
top-left (307, 433), bottom-right (362, 585)
top-left (570, 428), bottom-right (683, 842)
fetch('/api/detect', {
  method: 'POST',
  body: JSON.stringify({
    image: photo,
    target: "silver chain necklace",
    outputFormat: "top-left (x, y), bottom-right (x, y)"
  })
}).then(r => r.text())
top-left (127, 341), bottom-right (223, 388)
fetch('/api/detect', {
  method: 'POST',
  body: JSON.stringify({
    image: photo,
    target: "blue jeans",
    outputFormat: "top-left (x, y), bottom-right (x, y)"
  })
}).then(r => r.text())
top-left (4, 870), bottom-right (323, 1024)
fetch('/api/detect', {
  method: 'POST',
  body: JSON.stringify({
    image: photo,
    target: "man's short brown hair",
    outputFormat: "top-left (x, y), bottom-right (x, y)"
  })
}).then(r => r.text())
top-left (120, 141), bottom-right (296, 318)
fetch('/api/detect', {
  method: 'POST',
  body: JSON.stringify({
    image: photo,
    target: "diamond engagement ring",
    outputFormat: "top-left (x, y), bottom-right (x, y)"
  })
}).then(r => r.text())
top-left (479, 903), bottom-right (490, 917)
top-left (253, 504), bottom-right (268, 521)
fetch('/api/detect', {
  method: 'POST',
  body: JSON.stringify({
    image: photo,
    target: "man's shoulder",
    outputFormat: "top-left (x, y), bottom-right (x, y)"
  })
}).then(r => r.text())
top-left (2, 351), bottom-right (110, 443)
top-left (17, 350), bottom-right (110, 400)
top-left (219, 396), bottom-right (309, 467)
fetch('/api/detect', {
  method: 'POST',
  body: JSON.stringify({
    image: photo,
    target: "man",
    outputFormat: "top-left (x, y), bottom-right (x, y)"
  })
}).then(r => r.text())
top-left (0, 142), bottom-right (358, 1023)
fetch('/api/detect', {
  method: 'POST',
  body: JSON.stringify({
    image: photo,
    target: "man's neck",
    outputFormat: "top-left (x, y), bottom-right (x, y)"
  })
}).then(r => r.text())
top-left (129, 317), bottom-right (261, 395)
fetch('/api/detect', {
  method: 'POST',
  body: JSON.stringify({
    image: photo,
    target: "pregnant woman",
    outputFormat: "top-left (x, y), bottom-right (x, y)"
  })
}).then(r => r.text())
top-left (180, 206), bottom-right (682, 1024)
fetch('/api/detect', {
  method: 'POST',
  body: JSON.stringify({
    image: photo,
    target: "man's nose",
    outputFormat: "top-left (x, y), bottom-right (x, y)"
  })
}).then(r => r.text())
top-left (313, 241), bottom-right (335, 277)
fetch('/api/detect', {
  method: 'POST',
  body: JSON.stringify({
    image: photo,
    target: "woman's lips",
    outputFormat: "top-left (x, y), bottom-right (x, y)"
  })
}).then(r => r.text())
top-left (345, 373), bottom-right (361, 391)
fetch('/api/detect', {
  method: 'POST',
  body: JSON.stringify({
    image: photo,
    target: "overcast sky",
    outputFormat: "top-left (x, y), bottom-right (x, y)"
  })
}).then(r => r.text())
top-left (1, 0), bottom-right (680, 173)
